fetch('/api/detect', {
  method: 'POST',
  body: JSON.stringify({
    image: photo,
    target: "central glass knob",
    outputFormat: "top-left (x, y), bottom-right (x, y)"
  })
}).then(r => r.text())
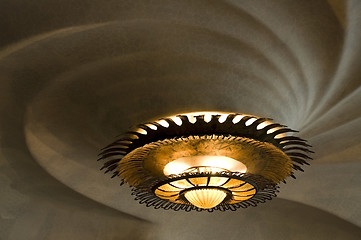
top-left (184, 188), bottom-right (227, 209)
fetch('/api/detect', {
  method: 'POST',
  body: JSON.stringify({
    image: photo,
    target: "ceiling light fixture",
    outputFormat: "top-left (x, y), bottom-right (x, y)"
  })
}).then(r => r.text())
top-left (98, 112), bottom-right (312, 212)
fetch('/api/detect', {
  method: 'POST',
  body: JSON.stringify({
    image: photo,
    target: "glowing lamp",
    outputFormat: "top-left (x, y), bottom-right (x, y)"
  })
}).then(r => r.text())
top-left (98, 112), bottom-right (312, 211)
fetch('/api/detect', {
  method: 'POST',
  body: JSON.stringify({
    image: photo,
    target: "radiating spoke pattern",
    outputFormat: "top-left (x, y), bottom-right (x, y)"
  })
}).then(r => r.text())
top-left (1, 0), bottom-right (361, 239)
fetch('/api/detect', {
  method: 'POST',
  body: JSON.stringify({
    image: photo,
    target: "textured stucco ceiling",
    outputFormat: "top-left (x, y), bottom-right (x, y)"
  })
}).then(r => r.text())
top-left (1, 0), bottom-right (361, 239)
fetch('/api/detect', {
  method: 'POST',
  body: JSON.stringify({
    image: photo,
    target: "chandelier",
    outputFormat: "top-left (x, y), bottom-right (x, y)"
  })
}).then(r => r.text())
top-left (98, 112), bottom-right (312, 212)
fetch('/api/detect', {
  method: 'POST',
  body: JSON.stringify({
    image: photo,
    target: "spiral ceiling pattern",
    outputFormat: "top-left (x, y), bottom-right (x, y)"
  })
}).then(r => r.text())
top-left (1, 0), bottom-right (361, 239)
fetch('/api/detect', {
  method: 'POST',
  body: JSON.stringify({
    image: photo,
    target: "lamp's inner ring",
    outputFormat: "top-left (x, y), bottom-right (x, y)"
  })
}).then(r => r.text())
top-left (153, 173), bottom-right (258, 208)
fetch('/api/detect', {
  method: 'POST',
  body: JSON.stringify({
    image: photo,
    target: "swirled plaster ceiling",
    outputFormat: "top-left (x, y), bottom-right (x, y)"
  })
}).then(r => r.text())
top-left (1, 0), bottom-right (361, 239)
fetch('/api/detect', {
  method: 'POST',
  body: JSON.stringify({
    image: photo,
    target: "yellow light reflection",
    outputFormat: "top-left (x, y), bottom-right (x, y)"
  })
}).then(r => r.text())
top-left (163, 155), bottom-right (247, 176)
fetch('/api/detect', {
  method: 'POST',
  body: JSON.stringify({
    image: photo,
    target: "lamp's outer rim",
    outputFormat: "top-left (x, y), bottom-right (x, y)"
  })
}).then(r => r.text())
top-left (119, 135), bottom-right (293, 187)
top-left (99, 113), bottom-right (312, 182)
top-left (98, 112), bottom-right (313, 212)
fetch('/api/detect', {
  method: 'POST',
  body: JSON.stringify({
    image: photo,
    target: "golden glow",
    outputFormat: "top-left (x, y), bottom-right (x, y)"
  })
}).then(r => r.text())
top-left (160, 154), bottom-right (252, 209)
top-left (136, 128), bottom-right (147, 135)
top-left (188, 177), bottom-right (208, 186)
top-left (136, 111), bottom-right (286, 138)
top-left (184, 189), bottom-right (227, 209)
top-left (170, 179), bottom-right (194, 188)
top-left (183, 111), bottom-right (229, 124)
top-left (232, 115), bottom-right (244, 124)
top-left (230, 183), bottom-right (254, 192)
top-left (154, 177), bottom-right (256, 208)
top-left (208, 176), bottom-right (229, 186)
top-left (157, 120), bottom-right (169, 128)
top-left (147, 112), bottom-right (275, 209)
top-left (145, 124), bottom-right (157, 130)
top-left (177, 112), bottom-right (286, 138)
top-left (163, 155), bottom-right (247, 176)
top-left (169, 116), bottom-right (182, 126)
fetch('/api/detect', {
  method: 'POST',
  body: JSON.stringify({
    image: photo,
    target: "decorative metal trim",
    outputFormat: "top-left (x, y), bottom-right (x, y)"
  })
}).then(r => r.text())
top-left (98, 113), bottom-right (312, 211)
top-left (132, 172), bottom-right (278, 212)
top-left (117, 135), bottom-right (292, 187)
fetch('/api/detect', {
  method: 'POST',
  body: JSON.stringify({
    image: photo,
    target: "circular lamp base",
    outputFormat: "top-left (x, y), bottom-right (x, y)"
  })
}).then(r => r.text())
top-left (132, 172), bottom-right (277, 212)
top-left (99, 112), bottom-right (312, 211)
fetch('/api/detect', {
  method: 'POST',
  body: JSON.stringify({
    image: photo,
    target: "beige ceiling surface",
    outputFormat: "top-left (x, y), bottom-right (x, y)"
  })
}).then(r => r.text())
top-left (1, 1), bottom-right (361, 239)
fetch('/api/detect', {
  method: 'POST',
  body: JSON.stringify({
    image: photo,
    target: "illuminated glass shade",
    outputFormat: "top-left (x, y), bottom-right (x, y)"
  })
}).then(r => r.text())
top-left (99, 112), bottom-right (312, 211)
top-left (154, 174), bottom-right (257, 208)
top-left (184, 188), bottom-right (227, 209)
